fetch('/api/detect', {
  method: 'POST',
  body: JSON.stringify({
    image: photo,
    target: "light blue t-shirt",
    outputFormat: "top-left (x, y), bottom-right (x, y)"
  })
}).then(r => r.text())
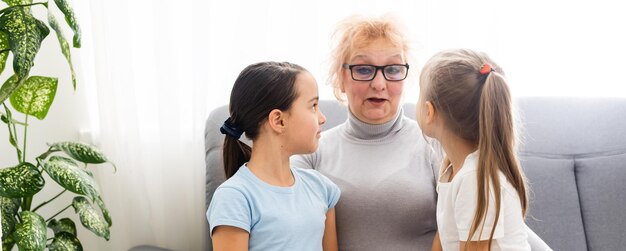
top-left (207, 164), bottom-right (341, 251)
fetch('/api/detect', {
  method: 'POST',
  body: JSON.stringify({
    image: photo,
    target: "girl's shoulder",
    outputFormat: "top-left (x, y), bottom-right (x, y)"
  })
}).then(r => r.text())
top-left (215, 166), bottom-right (255, 192)
top-left (292, 167), bottom-right (338, 190)
top-left (292, 166), bottom-right (329, 183)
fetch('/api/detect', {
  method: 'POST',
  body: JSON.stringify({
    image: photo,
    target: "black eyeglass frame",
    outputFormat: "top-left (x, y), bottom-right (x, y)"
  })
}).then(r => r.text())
top-left (342, 63), bottom-right (410, 81)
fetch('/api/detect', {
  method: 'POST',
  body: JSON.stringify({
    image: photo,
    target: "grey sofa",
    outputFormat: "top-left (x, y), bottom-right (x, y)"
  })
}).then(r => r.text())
top-left (204, 97), bottom-right (626, 251)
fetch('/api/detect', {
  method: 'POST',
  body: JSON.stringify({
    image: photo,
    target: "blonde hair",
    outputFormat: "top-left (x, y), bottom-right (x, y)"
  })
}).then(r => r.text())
top-left (420, 49), bottom-right (528, 249)
top-left (328, 15), bottom-right (410, 102)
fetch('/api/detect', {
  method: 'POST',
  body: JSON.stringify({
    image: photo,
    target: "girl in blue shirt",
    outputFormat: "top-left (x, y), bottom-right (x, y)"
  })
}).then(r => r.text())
top-left (207, 62), bottom-right (340, 251)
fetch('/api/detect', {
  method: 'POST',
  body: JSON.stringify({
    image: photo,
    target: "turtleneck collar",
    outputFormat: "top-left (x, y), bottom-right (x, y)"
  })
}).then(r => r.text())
top-left (344, 107), bottom-right (404, 140)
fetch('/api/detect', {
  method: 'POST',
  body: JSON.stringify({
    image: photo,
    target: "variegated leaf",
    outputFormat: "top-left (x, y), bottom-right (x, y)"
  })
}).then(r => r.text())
top-left (53, 0), bottom-right (80, 48)
top-left (0, 162), bottom-right (45, 198)
top-left (2, 234), bottom-right (16, 251)
top-left (51, 141), bottom-right (112, 166)
top-left (2, 0), bottom-right (34, 6)
top-left (0, 7), bottom-right (50, 82)
top-left (9, 75), bottom-right (58, 120)
top-left (48, 217), bottom-right (77, 236)
top-left (1, 196), bottom-right (21, 238)
top-left (47, 11), bottom-right (76, 90)
top-left (94, 196), bottom-right (112, 226)
top-left (43, 156), bottom-right (100, 200)
top-left (14, 211), bottom-right (47, 251)
top-left (48, 232), bottom-right (83, 251)
top-left (72, 196), bottom-right (110, 240)
top-left (0, 74), bottom-right (21, 105)
top-left (0, 31), bottom-right (9, 75)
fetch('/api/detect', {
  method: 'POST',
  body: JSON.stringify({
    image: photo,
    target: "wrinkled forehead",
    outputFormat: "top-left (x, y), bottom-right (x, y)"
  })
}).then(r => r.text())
top-left (348, 40), bottom-right (405, 63)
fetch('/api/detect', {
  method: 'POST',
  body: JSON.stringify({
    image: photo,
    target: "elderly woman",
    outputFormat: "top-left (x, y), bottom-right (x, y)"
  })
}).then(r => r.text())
top-left (291, 15), bottom-right (551, 251)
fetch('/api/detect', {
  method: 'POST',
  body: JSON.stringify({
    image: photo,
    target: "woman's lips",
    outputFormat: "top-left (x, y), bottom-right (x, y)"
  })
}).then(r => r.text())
top-left (367, 98), bottom-right (387, 104)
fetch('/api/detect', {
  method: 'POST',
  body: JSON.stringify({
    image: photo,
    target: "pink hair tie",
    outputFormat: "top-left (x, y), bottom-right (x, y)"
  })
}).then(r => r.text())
top-left (479, 63), bottom-right (494, 75)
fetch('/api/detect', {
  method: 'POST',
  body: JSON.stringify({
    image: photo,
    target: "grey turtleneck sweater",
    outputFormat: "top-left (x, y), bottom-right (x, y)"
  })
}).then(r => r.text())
top-left (291, 109), bottom-right (552, 251)
top-left (292, 109), bottom-right (440, 250)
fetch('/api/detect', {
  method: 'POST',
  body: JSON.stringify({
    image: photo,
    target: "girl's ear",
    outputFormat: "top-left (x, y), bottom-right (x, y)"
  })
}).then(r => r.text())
top-left (424, 101), bottom-right (436, 124)
top-left (268, 109), bottom-right (287, 133)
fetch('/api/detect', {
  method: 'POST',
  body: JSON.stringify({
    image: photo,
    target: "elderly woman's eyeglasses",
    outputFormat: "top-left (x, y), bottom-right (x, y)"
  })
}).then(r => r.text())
top-left (343, 64), bottom-right (409, 81)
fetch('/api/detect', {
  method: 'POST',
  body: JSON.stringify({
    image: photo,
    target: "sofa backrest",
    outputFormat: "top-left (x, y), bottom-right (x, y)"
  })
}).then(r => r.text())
top-left (515, 97), bottom-right (626, 251)
top-left (204, 97), bottom-right (626, 251)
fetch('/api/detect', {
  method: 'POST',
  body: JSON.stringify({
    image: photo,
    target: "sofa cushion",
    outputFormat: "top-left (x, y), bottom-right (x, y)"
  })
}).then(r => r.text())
top-left (521, 156), bottom-right (586, 251)
top-left (576, 153), bottom-right (626, 251)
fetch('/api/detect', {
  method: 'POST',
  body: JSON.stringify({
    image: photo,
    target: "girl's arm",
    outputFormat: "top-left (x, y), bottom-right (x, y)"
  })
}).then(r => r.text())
top-left (431, 231), bottom-right (442, 251)
top-left (212, 226), bottom-right (249, 251)
top-left (459, 240), bottom-right (489, 251)
top-left (322, 208), bottom-right (338, 251)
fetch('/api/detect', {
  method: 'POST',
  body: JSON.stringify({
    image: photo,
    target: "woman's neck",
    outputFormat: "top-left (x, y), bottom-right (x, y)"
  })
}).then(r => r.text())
top-left (247, 135), bottom-right (294, 187)
top-left (345, 107), bottom-right (403, 140)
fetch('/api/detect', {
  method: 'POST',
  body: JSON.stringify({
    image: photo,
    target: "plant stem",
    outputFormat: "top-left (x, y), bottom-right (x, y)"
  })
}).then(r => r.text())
top-left (47, 204), bottom-right (72, 222)
top-left (2, 103), bottom-right (22, 161)
top-left (0, 2), bottom-right (48, 16)
top-left (22, 114), bottom-right (28, 163)
top-left (37, 147), bottom-right (59, 161)
top-left (0, 49), bottom-right (10, 54)
top-left (21, 196), bottom-right (32, 212)
top-left (33, 189), bottom-right (67, 212)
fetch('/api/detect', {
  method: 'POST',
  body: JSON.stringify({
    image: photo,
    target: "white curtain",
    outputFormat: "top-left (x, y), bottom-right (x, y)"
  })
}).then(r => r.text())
top-left (83, 0), bottom-right (208, 250)
top-left (79, 0), bottom-right (626, 250)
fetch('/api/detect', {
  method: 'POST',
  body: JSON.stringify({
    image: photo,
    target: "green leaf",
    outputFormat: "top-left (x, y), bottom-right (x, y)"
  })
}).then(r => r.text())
top-left (43, 156), bottom-right (100, 200)
top-left (0, 162), bottom-right (45, 198)
top-left (0, 74), bottom-right (22, 105)
top-left (2, 0), bottom-right (34, 6)
top-left (48, 232), bottom-right (83, 251)
top-left (9, 75), bottom-right (58, 120)
top-left (14, 211), bottom-right (47, 251)
top-left (0, 7), bottom-right (50, 82)
top-left (0, 31), bottom-right (9, 75)
top-left (47, 11), bottom-right (76, 90)
top-left (53, 0), bottom-right (80, 48)
top-left (94, 196), bottom-right (112, 226)
top-left (1, 196), bottom-right (21, 239)
top-left (51, 142), bottom-right (112, 166)
top-left (48, 218), bottom-right (77, 237)
top-left (72, 196), bottom-right (110, 240)
top-left (2, 234), bottom-right (16, 251)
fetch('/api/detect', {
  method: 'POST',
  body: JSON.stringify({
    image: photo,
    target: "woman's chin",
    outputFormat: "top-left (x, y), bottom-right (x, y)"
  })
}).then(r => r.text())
top-left (362, 112), bottom-right (394, 124)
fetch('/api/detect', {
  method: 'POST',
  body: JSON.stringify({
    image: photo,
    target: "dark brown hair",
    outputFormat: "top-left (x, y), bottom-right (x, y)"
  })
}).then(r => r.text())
top-left (223, 61), bottom-right (305, 178)
top-left (420, 49), bottom-right (528, 249)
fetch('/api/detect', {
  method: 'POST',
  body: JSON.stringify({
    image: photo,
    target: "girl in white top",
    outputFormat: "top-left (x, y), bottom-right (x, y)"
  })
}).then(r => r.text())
top-left (415, 49), bottom-right (531, 251)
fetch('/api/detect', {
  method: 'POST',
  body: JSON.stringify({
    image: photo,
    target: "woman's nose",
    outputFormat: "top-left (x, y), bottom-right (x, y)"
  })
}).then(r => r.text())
top-left (370, 70), bottom-right (387, 90)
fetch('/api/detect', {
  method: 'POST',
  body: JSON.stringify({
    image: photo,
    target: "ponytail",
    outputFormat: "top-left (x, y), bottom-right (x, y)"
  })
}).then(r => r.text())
top-left (222, 136), bottom-right (251, 179)
top-left (466, 65), bottom-right (528, 249)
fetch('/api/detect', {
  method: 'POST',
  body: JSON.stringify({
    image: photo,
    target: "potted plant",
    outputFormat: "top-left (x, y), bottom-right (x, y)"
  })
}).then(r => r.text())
top-left (1, 0), bottom-right (114, 250)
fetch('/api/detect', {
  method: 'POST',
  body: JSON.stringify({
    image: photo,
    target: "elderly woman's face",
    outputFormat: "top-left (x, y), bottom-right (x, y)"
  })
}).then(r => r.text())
top-left (341, 39), bottom-right (405, 124)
